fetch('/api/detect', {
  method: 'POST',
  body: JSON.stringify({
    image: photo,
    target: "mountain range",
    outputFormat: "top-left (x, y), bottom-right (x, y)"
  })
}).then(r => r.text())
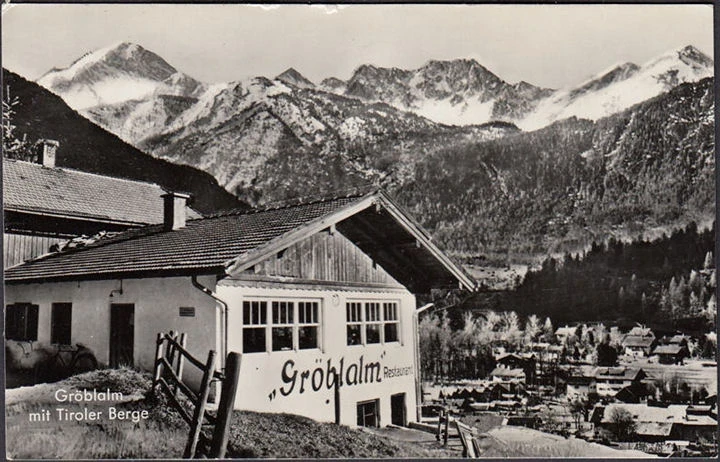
top-left (8, 42), bottom-right (715, 262)
top-left (39, 42), bottom-right (712, 133)
top-left (3, 68), bottom-right (244, 215)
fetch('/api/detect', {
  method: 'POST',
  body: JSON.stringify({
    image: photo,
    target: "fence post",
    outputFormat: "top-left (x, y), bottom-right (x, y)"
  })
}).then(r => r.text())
top-left (175, 333), bottom-right (187, 398)
top-left (436, 409), bottom-right (442, 441)
top-left (209, 352), bottom-right (241, 459)
top-left (334, 371), bottom-right (341, 424)
top-left (183, 350), bottom-right (216, 459)
top-left (443, 408), bottom-right (450, 446)
top-left (151, 333), bottom-right (165, 395)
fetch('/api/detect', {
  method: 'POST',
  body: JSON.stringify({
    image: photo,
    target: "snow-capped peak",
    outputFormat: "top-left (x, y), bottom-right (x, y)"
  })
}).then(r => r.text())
top-left (37, 42), bottom-right (205, 110)
top-left (520, 44), bottom-right (713, 130)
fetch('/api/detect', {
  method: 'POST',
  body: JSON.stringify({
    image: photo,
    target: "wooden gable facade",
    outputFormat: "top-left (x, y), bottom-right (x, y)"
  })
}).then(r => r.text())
top-left (238, 228), bottom-right (404, 290)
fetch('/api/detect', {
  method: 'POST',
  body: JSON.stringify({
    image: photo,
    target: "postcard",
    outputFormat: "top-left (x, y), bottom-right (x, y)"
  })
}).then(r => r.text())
top-left (2, 2), bottom-right (716, 459)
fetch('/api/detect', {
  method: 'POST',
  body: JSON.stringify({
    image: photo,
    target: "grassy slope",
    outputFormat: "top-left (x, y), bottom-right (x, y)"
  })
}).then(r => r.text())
top-left (5, 368), bottom-right (448, 459)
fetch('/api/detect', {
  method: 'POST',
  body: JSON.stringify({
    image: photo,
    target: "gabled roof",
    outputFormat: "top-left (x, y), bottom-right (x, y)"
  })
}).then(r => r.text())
top-left (668, 334), bottom-right (690, 344)
top-left (627, 326), bottom-right (655, 338)
top-left (3, 158), bottom-right (201, 226)
top-left (555, 326), bottom-right (576, 336)
top-left (490, 367), bottom-right (525, 378)
top-left (622, 335), bottom-right (655, 348)
top-left (601, 403), bottom-right (718, 426)
top-left (653, 344), bottom-right (687, 355)
top-left (4, 189), bottom-right (476, 293)
top-left (595, 367), bottom-right (644, 381)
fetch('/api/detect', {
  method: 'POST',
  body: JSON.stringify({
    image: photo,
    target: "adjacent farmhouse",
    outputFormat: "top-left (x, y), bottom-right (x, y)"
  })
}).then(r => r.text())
top-left (594, 367), bottom-right (646, 397)
top-left (4, 189), bottom-right (475, 428)
top-left (3, 148), bottom-right (200, 268)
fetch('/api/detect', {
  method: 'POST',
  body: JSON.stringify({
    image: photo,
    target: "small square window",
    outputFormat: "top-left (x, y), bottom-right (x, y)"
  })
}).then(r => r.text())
top-left (243, 327), bottom-right (266, 353)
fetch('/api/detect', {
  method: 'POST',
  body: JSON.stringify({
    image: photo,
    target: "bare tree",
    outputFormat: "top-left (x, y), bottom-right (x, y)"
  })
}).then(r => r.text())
top-left (607, 407), bottom-right (636, 441)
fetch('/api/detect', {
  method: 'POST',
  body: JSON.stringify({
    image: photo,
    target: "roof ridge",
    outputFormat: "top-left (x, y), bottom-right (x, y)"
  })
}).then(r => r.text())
top-left (198, 185), bottom-right (380, 220)
top-left (3, 158), bottom-right (169, 190)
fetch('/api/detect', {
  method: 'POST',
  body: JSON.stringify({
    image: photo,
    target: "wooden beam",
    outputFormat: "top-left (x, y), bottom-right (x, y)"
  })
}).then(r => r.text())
top-left (337, 218), bottom-right (433, 293)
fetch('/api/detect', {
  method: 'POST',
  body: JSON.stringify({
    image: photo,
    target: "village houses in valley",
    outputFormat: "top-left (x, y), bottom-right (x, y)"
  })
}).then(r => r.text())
top-left (4, 185), bottom-right (475, 428)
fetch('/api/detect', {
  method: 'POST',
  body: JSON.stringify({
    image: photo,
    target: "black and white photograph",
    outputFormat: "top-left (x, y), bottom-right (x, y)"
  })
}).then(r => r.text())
top-left (1, 2), bottom-right (717, 459)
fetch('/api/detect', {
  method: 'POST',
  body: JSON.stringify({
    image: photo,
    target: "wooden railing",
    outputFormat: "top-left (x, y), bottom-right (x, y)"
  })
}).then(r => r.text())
top-left (151, 331), bottom-right (241, 458)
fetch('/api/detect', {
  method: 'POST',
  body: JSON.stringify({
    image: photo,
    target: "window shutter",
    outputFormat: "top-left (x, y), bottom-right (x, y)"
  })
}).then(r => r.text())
top-left (27, 304), bottom-right (39, 341)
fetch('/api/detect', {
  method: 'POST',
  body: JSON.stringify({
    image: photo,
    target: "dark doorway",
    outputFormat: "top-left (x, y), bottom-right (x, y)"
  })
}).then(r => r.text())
top-left (356, 399), bottom-right (380, 427)
top-left (391, 393), bottom-right (406, 426)
top-left (109, 304), bottom-right (134, 367)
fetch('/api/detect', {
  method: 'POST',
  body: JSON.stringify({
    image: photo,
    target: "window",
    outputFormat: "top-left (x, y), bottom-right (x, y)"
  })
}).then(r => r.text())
top-left (365, 303), bottom-right (381, 344)
top-left (272, 301), bottom-right (293, 351)
top-left (357, 399), bottom-right (380, 427)
top-left (346, 300), bottom-right (400, 346)
top-left (242, 299), bottom-right (320, 353)
top-left (5, 303), bottom-right (39, 341)
top-left (298, 302), bottom-right (319, 350)
top-left (243, 300), bottom-right (267, 353)
top-left (346, 302), bottom-right (363, 345)
top-left (383, 302), bottom-right (399, 343)
top-left (51, 303), bottom-right (72, 345)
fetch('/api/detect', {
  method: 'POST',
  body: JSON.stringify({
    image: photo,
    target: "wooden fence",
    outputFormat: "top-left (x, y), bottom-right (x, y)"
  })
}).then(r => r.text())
top-left (151, 331), bottom-right (241, 458)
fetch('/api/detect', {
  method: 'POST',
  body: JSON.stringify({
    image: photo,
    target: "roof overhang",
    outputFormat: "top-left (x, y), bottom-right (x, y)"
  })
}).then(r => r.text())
top-left (224, 190), bottom-right (476, 294)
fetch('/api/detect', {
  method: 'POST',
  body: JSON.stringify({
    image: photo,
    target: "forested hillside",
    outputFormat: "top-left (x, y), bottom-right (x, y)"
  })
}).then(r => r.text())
top-left (394, 78), bottom-right (714, 262)
top-left (464, 221), bottom-right (715, 326)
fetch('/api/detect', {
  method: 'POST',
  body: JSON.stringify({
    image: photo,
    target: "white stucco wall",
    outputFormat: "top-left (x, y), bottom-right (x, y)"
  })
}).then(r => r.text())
top-left (4, 275), bottom-right (220, 386)
top-left (6, 275), bottom-right (421, 428)
top-left (217, 280), bottom-right (418, 428)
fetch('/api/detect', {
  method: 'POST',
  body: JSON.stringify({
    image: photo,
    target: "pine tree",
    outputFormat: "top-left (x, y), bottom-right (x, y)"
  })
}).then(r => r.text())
top-left (2, 86), bottom-right (33, 161)
top-left (524, 314), bottom-right (541, 343)
top-left (543, 317), bottom-right (555, 343)
top-left (704, 251), bottom-right (714, 269)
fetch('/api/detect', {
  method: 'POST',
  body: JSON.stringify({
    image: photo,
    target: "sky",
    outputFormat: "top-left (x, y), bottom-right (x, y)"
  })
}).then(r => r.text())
top-left (1, 3), bottom-right (714, 89)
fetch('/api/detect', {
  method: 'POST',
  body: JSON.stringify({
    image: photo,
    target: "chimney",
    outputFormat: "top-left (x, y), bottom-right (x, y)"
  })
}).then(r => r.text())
top-left (35, 139), bottom-right (59, 168)
top-left (162, 191), bottom-right (191, 231)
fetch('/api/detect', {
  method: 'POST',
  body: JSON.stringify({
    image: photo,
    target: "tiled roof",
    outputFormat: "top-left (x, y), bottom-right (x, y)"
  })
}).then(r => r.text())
top-left (635, 422), bottom-right (674, 437)
top-left (668, 335), bottom-right (690, 344)
top-left (3, 159), bottom-right (200, 225)
top-left (653, 344), bottom-right (686, 355)
top-left (490, 367), bottom-right (525, 378)
top-left (595, 367), bottom-right (643, 381)
top-left (4, 193), bottom-right (368, 281)
top-left (622, 335), bottom-right (655, 348)
top-left (601, 403), bottom-right (718, 426)
top-left (627, 326), bottom-right (654, 337)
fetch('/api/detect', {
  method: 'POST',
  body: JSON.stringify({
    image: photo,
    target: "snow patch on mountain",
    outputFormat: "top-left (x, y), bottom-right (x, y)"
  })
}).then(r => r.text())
top-left (411, 97), bottom-right (495, 126)
top-left (56, 77), bottom-right (164, 109)
top-left (520, 45), bottom-right (713, 130)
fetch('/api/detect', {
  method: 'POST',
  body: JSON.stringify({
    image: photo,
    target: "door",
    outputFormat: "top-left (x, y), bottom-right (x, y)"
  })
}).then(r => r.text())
top-left (391, 393), bottom-right (406, 426)
top-left (109, 304), bottom-right (134, 367)
top-left (356, 399), bottom-right (380, 427)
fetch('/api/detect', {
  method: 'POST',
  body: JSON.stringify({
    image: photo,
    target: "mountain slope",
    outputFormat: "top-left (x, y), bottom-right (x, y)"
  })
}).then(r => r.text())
top-left (521, 45), bottom-right (713, 129)
top-left (394, 77), bottom-right (714, 260)
top-left (327, 46), bottom-right (712, 128)
top-left (29, 43), bottom-right (714, 261)
top-left (38, 42), bottom-right (206, 109)
top-left (275, 68), bottom-right (315, 89)
top-left (2, 68), bottom-right (245, 215)
top-left (138, 76), bottom-right (514, 205)
top-left (341, 59), bottom-right (553, 125)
